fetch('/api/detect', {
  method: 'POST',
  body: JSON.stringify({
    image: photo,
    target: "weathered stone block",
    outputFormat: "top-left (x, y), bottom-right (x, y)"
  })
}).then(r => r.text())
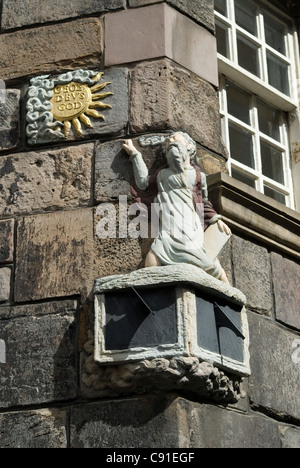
top-left (0, 18), bottom-right (103, 81)
top-left (14, 205), bottom-right (145, 302)
top-left (15, 209), bottom-right (94, 302)
top-left (1, 0), bottom-right (125, 29)
top-left (129, 0), bottom-right (215, 32)
top-left (271, 252), bottom-right (300, 330)
top-left (232, 236), bottom-right (273, 315)
top-left (0, 219), bottom-right (14, 263)
top-left (184, 400), bottom-right (281, 448)
top-left (95, 140), bottom-right (132, 202)
top-left (0, 144), bottom-right (94, 217)
top-left (105, 4), bottom-right (218, 86)
top-left (195, 147), bottom-right (228, 175)
top-left (0, 409), bottom-right (67, 448)
top-left (280, 426), bottom-right (300, 448)
top-left (0, 300), bottom-right (77, 408)
top-left (130, 59), bottom-right (225, 156)
top-left (94, 204), bottom-right (144, 278)
top-left (0, 89), bottom-right (20, 152)
top-left (70, 395), bottom-right (185, 448)
top-left (70, 396), bottom-right (281, 448)
top-left (129, 0), bottom-right (159, 4)
top-left (248, 312), bottom-right (300, 421)
top-left (0, 267), bottom-right (11, 302)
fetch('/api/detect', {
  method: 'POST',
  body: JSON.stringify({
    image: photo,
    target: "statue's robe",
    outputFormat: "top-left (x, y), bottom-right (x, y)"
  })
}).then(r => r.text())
top-left (130, 151), bottom-right (223, 279)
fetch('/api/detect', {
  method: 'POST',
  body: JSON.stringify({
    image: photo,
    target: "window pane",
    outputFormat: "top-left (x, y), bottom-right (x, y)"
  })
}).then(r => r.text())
top-left (216, 22), bottom-right (230, 58)
top-left (257, 100), bottom-right (280, 141)
top-left (235, 0), bottom-right (257, 36)
top-left (260, 141), bottom-right (284, 184)
top-left (264, 186), bottom-right (286, 205)
top-left (229, 124), bottom-right (254, 168)
top-left (215, 0), bottom-right (227, 16)
top-left (231, 168), bottom-right (256, 188)
top-left (264, 13), bottom-right (286, 55)
top-left (237, 35), bottom-right (260, 77)
top-left (267, 53), bottom-right (290, 95)
top-left (227, 82), bottom-right (250, 124)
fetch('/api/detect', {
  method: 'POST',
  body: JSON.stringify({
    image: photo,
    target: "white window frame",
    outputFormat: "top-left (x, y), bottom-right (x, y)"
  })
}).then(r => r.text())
top-left (219, 77), bottom-right (295, 208)
top-left (215, 0), bottom-right (300, 210)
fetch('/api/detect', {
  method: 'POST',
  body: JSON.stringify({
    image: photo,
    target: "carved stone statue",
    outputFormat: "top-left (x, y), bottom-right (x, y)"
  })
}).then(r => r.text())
top-left (123, 132), bottom-right (231, 284)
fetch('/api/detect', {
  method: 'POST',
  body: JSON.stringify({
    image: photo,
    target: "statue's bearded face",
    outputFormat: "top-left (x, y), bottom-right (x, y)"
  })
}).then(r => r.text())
top-left (166, 133), bottom-right (189, 173)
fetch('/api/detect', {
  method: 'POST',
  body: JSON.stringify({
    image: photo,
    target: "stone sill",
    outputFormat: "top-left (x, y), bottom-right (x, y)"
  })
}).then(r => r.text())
top-left (207, 173), bottom-right (300, 260)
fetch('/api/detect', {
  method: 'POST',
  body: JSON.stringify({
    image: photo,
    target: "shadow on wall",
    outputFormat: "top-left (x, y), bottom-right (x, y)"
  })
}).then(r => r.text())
top-left (70, 394), bottom-right (177, 448)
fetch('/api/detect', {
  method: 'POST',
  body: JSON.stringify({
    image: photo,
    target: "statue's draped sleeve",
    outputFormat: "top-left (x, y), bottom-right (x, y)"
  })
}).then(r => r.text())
top-left (129, 151), bottom-right (150, 190)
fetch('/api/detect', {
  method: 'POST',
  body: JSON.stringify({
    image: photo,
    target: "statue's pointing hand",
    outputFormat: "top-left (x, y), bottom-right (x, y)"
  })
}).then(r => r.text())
top-left (123, 139), bottom-right (137, 156)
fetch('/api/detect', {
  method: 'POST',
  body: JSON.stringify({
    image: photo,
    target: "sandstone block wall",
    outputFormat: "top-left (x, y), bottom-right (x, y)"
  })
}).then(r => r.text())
top-left (0, 0), bottom-right (299, 448)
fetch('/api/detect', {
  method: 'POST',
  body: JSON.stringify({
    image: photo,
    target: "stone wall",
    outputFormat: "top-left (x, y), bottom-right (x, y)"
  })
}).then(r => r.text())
top-left (0, 0), bottom-right (299, 448)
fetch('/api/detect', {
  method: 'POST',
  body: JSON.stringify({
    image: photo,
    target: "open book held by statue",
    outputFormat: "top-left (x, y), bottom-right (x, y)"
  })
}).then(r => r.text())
top-left (123, 132), bottom-right (231, 284)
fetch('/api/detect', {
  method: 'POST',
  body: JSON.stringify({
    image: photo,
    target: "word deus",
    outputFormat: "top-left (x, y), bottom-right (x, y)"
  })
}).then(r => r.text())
top-left (96, 196), bottom-right (205, 241)
top-left (51, 82), bottom-right (89, 116)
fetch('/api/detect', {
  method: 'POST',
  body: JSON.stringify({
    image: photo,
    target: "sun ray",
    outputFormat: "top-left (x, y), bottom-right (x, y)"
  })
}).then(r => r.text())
top-left (92, 92), bottom-right (114, 100)
top-left (90, 82), bottom-right (111, 93)
top-left (72, 118), bottom-right (83, 135)
top-left (92, 72), bottom-right (104, 82)
top-left (50, 71), bottom-right (113, 137)
top-left (64, 121), bottom-right (72, 138)
top-left (89, 101), bottom-right (112, 109)
top-left (80, 113), bottom-right (92, 128)
top-left (85, 109), bottom-right (105, 120)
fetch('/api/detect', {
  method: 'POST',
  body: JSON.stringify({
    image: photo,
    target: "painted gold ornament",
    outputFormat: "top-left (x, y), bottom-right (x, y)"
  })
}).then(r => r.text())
top-left (26, 70), bottom-right (114, 145)
top-left (50, 72), bottom-right (113, 137)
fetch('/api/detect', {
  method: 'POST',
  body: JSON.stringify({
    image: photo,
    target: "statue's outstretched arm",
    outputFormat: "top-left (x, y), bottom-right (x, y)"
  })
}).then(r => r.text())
top-left (123, 139), bottom-right (150, 190)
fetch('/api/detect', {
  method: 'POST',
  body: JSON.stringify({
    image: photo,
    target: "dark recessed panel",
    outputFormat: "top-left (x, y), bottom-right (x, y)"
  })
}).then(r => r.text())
top-left (105, 287), bottom-right (177, 350)
top-left (196, 292), bottom-right (244, 363)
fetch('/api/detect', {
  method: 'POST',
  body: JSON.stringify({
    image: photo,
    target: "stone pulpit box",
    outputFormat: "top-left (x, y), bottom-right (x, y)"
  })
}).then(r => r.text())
top-left (94, 264), bottom-right (250, 377)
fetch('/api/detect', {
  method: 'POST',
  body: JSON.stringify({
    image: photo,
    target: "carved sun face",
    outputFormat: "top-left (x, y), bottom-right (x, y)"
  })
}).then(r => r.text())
top-left (50, 72), bottom-right (113, 138)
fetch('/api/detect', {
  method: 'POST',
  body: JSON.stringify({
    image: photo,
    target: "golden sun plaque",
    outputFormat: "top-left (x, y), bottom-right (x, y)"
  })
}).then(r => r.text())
top-left (50, 72), bottom-right (113, 138)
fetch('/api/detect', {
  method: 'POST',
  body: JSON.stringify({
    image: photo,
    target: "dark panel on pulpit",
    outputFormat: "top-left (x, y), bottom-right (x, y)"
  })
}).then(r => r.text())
top-left (105, 287), bottom-right (177, 350)
top-left (196, 292), bottom-right (244, 363)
